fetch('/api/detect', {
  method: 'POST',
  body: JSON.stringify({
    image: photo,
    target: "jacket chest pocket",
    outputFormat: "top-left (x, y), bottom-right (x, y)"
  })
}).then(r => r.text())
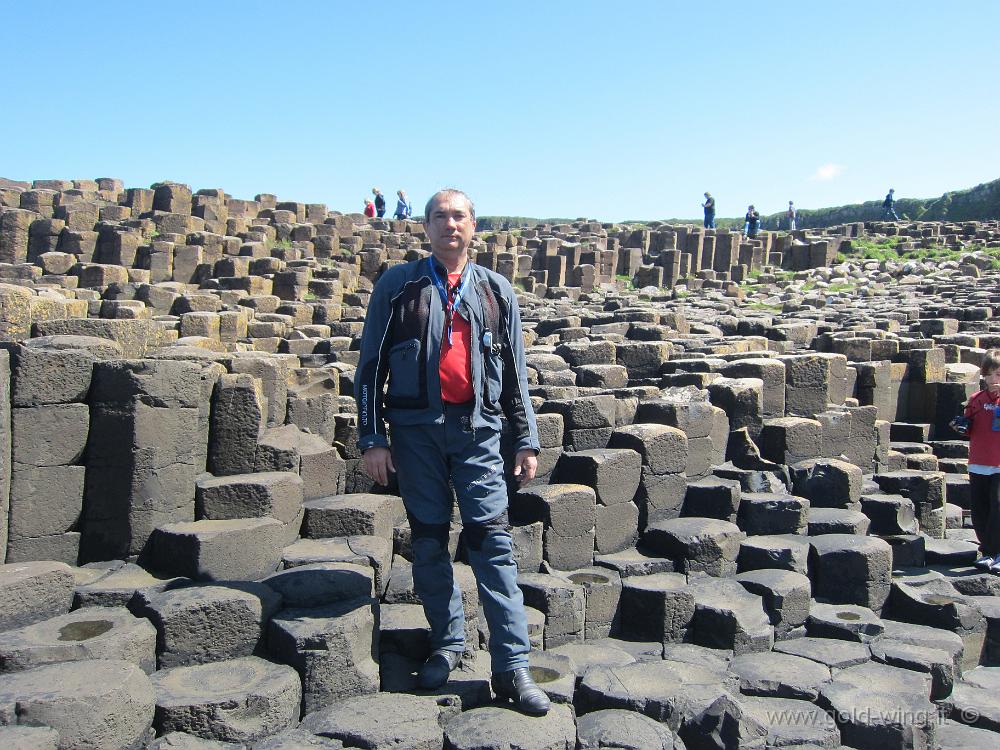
top-left (484, 348), bottom-right (504, 405)
top-left (387, 338), bottom-right (421, 400)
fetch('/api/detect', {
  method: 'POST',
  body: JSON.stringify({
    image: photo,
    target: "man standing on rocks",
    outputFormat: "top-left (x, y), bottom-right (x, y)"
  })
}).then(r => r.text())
top-left (883, 188), bottom-right (899, 220)
top-left (702, 192), bottom-right (716, 228)
top-left (355, 188), bottom-right (550, 715)
top-left (372, 188), bottom-right (386, 218)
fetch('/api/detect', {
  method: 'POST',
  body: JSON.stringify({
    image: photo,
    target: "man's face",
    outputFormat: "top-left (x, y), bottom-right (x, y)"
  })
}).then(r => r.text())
top-left (425, 194), bottom-right (475, 258)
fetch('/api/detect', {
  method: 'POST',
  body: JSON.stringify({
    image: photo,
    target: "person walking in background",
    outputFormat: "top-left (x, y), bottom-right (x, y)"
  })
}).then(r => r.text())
top-left (744, 205), bottom-right (760, 238)
top-left (372, 188), bottom-right (386, 218)
top-left (394, 189), bottom-right (412, 220)
top-left (363, 198), bottom-right (376, 218)
top-left (702, 192), bottom-right (716, 229)
top-left (883, 188), bottom-right (899, 220)
top-left (787, 200), bottom-right (797, 231)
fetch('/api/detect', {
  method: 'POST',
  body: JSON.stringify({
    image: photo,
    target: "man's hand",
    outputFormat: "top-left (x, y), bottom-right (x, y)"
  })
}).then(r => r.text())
top-left (363, 447), bottom-right (395, 486)
top-left (512, 449), bottom-right (538, 486)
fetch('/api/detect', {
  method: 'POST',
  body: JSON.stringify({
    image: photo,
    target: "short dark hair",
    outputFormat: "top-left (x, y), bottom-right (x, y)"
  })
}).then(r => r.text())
top-left (424, 189), bottom-right (476, 224)
top-left (982, 348), bottom-right (1000, 375)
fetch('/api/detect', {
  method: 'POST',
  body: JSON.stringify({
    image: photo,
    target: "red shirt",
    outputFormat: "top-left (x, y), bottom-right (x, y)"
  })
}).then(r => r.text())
top-left (439, 272), bottom-right (474, 403)
top-left (965, 389), bottom-right (1000, 467)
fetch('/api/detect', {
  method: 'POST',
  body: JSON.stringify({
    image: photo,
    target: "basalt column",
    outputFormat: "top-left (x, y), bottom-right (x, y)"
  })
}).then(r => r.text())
top-left (81, 359), bottom-right (203, 561)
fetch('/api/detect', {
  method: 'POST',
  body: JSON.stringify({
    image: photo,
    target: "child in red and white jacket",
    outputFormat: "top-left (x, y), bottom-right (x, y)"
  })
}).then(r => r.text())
top-left (959, 349), bottom-right (1000, 572)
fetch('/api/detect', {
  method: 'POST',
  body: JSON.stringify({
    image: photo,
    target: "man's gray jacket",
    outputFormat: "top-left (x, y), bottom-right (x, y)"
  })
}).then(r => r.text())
top-left (354, 255), bottom-right (540, 455)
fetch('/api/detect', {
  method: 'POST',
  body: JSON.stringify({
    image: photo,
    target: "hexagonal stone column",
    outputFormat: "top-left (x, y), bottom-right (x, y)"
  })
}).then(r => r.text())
top-left (808, 534), bottom-right (892, 611)
top-left (561, 566), bottom-right (622, 639)
top-left (618, 572), bottom-right (693, 644)
top-left (735, 568), bottom-right (811, 636)
top-left (512, 484), bottom-right (596, 571)
top-left (552, 449), bottom-right (641, 554)
top-left (0, 658), bottom-right (155, 750)
top-left (875, 469), bottom-right (947, 539)
top-left (643, 517), bottom-right (745, 576)
top-left (262, 562), bottom-right (373, 608)
top-left (143, 518), bottom-right (285, 581)
top-left (737, 534), bottom-right (810, 575)
top-left (196, 472), bottom-right (304, 546)
top-left (134, 582), bottom-right (281, 668)
top-left (301, 493), bottom-right (398, 542)
top-left (517, 572), bottom-right (584, 647)
top-left (727, 651), bottom-right (831, 700)
top-left (268, 597), bottom-right (379, 713)
top-left (790, 458), bottom-right (863, 510)
top-left (608, 424), bottom-right (688, 527)
top-left (150, 656), bottom-right (300, 744)
top-left (685, 578), bottom-right (773, 655)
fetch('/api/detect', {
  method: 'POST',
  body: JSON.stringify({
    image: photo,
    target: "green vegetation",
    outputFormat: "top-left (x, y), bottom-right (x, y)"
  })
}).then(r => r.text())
top-left (833, 237), bottom-right (999, 268)
top-left (477, 216), bottom-right (574, 231)
top-left (836, 236), bottom-right (905, 263)
top-left (615, 273), bottom-right (636, 290)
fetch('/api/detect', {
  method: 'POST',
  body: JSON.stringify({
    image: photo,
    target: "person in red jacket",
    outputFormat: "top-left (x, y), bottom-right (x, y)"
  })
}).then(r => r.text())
top-left (959, 349), bottom-right (1000, 572)
top-left (363, 198), bottom-right (376, 218)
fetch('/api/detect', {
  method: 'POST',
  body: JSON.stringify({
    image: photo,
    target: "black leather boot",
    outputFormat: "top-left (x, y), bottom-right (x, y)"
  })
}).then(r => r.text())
top-left (417, 648), bottom-right (462, 689)
top-left (491, 667), bottom-right (551, 715)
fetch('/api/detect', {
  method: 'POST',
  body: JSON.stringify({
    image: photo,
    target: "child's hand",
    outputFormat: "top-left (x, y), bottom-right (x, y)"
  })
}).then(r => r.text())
top-left (950, 416), bottom-right (970, 437)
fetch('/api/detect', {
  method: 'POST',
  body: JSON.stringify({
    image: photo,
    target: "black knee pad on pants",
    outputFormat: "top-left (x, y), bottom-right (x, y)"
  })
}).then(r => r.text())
top-left (408, 514), bottom-right (451, 550)
top-left (463, 511), bottom-right (510, 552)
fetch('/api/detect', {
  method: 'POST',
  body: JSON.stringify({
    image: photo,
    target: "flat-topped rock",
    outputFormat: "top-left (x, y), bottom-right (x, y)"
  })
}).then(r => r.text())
top-left (806, 601), bottom-right (885, 643)
top-left (773, 636), bottom-right (871, 670)
top-left (576, 708), bottom-right (680, 749)
top-left (576, 659), bottom-right (735, 731)
top-left (0, 561), bottom-right (75, 631)
top-left (443, 704), bottom-right (577, 750)
top-left (737, 534), bottom-right (809, 574)
top-left (728, 650), bottom-right (831, 700)
top-left (150, 656), bottom-right (300, 743)
top-left (740, 695), bottom-right (841, 748)
top-left (0, 658), bottom-right (155, 750)
top-left (300, 692), bottom-right (460, 748)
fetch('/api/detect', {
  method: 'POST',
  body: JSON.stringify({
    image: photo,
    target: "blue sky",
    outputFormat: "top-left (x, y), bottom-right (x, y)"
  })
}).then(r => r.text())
top-left (2, 1), bottom-right (997, 222)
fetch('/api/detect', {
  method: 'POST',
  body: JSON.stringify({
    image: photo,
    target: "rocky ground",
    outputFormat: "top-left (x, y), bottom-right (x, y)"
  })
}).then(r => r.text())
top-left (2, 178), bottom-right (1000, 748)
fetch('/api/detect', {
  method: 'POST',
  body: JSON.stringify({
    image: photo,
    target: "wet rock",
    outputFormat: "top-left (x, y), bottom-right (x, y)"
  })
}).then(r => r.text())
top-left (0, 605), bottom-right (156, 673)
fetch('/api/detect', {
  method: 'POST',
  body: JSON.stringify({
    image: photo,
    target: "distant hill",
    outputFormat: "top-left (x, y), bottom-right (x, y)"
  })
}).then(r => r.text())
top-left (752, 177), bottom-right (1000, 230)
top-left (478, 177), bottom-right (1000, 231)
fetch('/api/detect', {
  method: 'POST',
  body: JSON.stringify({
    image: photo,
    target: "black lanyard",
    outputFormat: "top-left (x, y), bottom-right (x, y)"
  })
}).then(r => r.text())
top-left (428, 260), bottom-right (468, 345)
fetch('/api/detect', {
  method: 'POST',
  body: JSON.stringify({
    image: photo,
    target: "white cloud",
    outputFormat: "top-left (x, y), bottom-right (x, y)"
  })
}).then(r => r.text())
top-left (810, 163), bottom-right (845, 181)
